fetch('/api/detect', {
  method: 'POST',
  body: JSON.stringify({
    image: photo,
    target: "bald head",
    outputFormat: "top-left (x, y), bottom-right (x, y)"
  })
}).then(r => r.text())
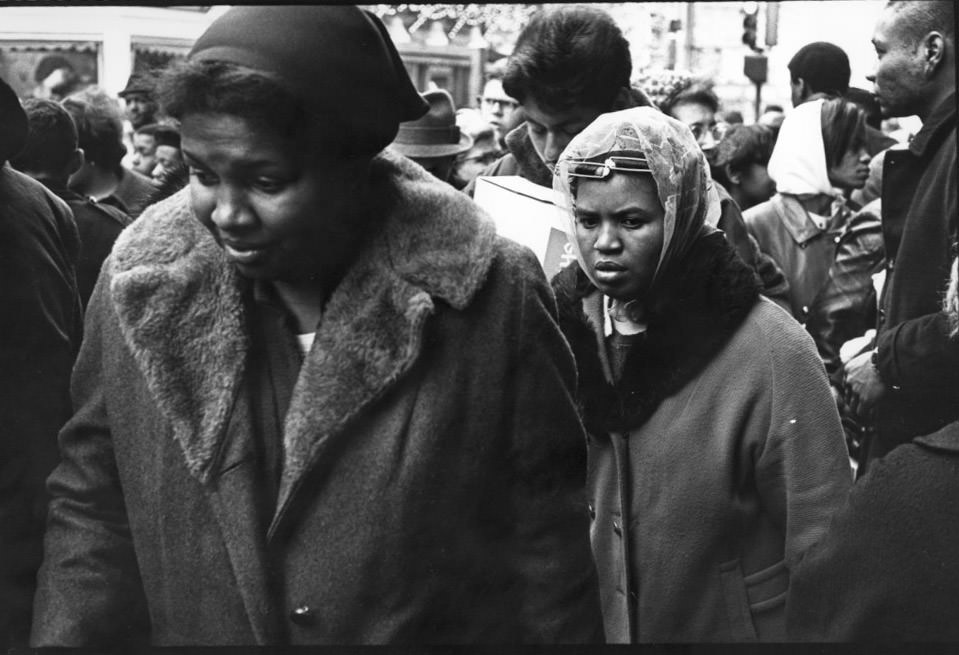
top-left (886, 0), bottom-right (955, 46)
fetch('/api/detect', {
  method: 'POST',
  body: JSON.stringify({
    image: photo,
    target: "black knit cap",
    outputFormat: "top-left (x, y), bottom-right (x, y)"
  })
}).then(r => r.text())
top-left (787, 42), bottom-right (851, 95)
top-left (188, 5), bottom-right (429, 155)
top-left (0, 76), bottom-right (28, 163)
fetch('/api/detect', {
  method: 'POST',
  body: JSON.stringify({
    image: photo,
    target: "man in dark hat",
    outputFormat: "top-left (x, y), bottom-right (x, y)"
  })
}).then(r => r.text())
top-left (118, 72), bottom-right (158, 130)
top-left (0, 75), bottom-right (82, 651)
top-left (390, 89), bottom-right (473, 185)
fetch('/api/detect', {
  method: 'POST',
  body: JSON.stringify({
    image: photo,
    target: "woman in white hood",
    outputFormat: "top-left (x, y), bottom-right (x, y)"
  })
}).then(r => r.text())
top-left (743, 97), bottom-right (871, 324)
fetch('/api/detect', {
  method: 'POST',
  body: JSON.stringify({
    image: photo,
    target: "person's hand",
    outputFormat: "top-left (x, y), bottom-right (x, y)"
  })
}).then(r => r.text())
top-left (843, 350), bottom-right (887, 421)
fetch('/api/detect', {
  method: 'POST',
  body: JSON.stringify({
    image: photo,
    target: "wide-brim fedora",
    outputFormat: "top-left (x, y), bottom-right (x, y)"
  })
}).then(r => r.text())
top-left (0, 76), bottom-right (28, 162)
top-left (392, 88), bottom-right (473, 159)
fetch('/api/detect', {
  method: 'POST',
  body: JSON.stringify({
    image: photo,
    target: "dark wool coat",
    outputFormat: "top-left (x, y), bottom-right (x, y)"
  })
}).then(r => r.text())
top-left (31, 151), bottom-right (603, 646)
top-left (50, 186), bottom-right (132, 308)
top-left (552, 233), bottom-right (852, 643)
top-left (867, 92), bottom-right (959, 465)
top-left (0, 164), bottom-right (82, 650)
top-left (788, 420), bottom-right (959, 642)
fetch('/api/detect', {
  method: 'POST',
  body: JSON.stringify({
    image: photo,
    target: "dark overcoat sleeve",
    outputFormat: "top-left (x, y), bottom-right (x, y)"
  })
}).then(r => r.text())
top-left (497, 245), bottom-right (605, 643)
top-left (30, 266), bottom-right (150, 647)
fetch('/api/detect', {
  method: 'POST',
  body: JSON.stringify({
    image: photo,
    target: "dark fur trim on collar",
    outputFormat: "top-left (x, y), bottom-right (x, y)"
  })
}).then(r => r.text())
top-left (553, 232), bottom-right (760, 433)
top-left (108, 149), bottom-right (496, 487)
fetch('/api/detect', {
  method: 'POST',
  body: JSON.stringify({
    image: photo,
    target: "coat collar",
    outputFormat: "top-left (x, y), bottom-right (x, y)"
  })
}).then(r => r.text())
top-left (910, 91), bottom-right (957, 159)
top-left (552, 231), bottom-right (760, 433)
top-left (504, 122), bottom-right (553, 188)
top-left (914, 421), bottom-right (959, 454)
top-left (773, 193), bottom-right (847, 246)
top-left (107, 150), bottom-right (497, 496)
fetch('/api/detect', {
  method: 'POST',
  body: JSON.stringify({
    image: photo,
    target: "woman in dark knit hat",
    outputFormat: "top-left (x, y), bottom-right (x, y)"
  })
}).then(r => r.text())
top-left (31, 6), bottom-right (602, 646)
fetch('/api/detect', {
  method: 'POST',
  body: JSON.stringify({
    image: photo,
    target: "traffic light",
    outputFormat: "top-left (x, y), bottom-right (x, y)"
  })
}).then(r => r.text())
top-left (742, 7), bottom-right (761, 53)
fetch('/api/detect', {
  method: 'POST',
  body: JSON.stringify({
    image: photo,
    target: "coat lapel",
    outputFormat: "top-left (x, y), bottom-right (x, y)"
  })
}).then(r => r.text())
top-left (109, 189), bottom-right (249, 483)
top-left (108, 151), bottom-right (498, 541)
top-left (268, 260), bottom-right (435, 536)
top-left (206, 383), bottom-right (282, 643)
top-left (268, 151), bottom-right (497, 535)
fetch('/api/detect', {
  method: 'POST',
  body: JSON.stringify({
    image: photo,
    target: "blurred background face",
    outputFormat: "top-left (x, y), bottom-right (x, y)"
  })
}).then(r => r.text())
top-left (671, 101), bottom-right (725, 165)
top-left (181, 112), bottom-right (367, 288)
top-left (131, 133), bottom-right (158, 176)
top-left (124, 92), bottom-right (157, 129)
top-left (479, 79), bottom-right (518, 130)
top-left (453, 136), bottom-right (500, 187)
top-left (737, 163), bottom-right (777, 207)
top-left (573, 172), bottom-right (665, 301)
top-left (151, 144), bottom-right (183, 181)
top-left (827, 142), bottom-right (871, 190)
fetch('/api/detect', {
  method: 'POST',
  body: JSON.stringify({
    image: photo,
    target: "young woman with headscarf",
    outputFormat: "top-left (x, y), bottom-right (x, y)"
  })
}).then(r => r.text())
top-left (30, 6), bottom-right (603, 646)
top-left (550, 107), bottom-right (852, 642)
top-left (743, 97), bottom-right (871, 325)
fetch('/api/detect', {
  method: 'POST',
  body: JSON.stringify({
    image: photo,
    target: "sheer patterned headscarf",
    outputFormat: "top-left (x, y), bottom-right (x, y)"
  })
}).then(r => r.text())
top-left (553, 107), bottom-right (719, 288)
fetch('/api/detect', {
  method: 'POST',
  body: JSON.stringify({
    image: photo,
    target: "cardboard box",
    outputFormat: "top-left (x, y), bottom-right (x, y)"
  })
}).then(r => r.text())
top-left (474, 175), bottom-right (578, 280)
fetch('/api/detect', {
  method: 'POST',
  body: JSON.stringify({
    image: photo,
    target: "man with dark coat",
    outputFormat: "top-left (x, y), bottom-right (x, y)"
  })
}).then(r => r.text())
top-left (11, 98), bottom-right (132, 307)
top-left (466, 6), bottom-right (789, 307)
top-left (788, 257), bottom-right (959, 642)
top-left (844, 0), bottom-right (958, 471)
top-left (0, 76), bottom-right (82, 651)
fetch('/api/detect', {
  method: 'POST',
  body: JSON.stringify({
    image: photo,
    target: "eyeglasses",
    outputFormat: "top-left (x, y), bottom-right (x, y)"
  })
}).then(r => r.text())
top-left (563, 155), bottom-right (651, 179)
top-left (688, 122), bottom-right (729, 143)
top-left (480, 96), bottom-right (518, 110)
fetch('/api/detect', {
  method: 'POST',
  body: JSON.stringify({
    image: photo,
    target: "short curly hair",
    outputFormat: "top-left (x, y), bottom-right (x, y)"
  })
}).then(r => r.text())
top-left (503, 5), bottom-right (631, 113)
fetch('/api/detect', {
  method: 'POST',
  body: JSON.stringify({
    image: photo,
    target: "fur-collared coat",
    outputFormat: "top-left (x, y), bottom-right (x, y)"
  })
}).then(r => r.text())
top-left (552, 233), bottom-right (852, 643)
top-left (31, 152), bottom-right (603, 646)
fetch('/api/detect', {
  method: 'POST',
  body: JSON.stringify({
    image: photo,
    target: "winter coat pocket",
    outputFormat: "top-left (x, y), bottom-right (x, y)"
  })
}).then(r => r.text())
top-left (720, 558), bottom-right (788, 642)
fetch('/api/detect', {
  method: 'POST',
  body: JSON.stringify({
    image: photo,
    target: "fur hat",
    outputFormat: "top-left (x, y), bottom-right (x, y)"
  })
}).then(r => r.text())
top-left (0, 76), bottom-right (28, 162)
top-left (188, 6), bottom-right (428, 155)
top-left (392, 90), bottom-right (473, 159)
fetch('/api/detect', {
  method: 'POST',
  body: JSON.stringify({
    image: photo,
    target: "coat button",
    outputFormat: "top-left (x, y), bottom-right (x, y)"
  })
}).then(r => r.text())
top-left (587, 503), bottom-right (596, 520)
top-left (613, 520), bottom-right (622, 536)
top-left (290, 604), bottom-right (317, 626)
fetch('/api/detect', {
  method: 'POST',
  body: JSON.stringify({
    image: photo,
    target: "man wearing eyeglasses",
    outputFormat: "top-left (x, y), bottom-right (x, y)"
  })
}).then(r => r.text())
top-left (478, 77), bottom-right (518, 140)
top-left (661, 81), bottom-right (791, 310)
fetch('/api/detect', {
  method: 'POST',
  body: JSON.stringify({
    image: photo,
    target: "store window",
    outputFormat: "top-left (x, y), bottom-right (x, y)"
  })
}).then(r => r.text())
top-left (0, 41), bottom-right (98, 100)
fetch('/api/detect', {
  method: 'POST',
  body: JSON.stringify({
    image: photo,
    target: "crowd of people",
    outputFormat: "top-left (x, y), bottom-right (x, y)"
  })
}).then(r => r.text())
top-left (0, 0), bottom-right (955, 647)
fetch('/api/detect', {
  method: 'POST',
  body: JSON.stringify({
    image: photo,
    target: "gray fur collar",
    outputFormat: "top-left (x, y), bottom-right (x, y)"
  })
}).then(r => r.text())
top-left (108, 150), bottom-right (496, 498)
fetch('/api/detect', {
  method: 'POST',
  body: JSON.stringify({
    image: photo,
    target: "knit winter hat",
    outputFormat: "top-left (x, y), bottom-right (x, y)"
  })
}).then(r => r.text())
top-left (188, 6), bottom-right (428, 155)
top-left (788, 42), bottom-right (850, 96)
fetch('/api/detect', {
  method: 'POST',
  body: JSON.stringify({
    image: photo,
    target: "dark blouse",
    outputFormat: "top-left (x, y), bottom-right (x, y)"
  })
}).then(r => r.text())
top-left (248, 280), bottom-right (305, 531)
